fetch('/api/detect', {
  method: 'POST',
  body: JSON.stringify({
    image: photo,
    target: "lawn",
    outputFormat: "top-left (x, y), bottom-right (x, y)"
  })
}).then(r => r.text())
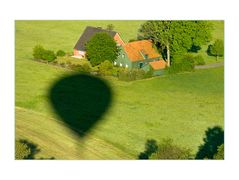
top-left (196, 20), bottom-right (224, 64)
top-left (16, 20), bottom-right (224, 159)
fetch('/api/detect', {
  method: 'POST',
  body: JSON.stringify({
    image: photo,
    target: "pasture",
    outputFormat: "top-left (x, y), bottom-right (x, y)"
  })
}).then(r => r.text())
top-left (15, 20), bottom-right (224, 159)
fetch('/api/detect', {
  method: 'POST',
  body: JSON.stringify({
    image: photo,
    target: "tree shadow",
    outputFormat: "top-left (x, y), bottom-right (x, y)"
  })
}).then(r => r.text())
top-left (19, 139), bottom-right (41, 159)
top-left (49, 73), bottom-right (112, 137)
top-left (206, 44), bottom-right (213, 56)
top-left (39, 157), bottom-right (55, 160)
top-left (196, 126), bottom-right (224, 159)
top-left (189, 44), bottom-right (201, 53)
top-left (138, 139), bottom-right (158, 159)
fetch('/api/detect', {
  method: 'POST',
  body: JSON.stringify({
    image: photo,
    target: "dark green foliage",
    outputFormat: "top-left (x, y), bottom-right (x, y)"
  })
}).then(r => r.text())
top-left (213, 144), bottom-right (224, 160)
top-left (149, 139), bottom-right (192, 160)
top-left (33, 45), bottom-right (45, 59)
top-left (208, 39), bottom-right (224, 60)
top-left (85, 32), bottom-right (119, 66)
top-left (32, 45), bottom-right (56, 62)
top-left (118, 68), bottom-right (146, 81)
top-left (98, 60), bottom-right (114, 76)
top-left (15, 140), bottom-right (31, 159)
top-left (56, 50), bottom-right (66, 57)
top-left (167, 53), bottom-right (195, 74)
top-left (194, 55), bottom-right (205, 65)
top-left (138, 20), bottom-right (212, 57)
top-left (138, 139), bottom-right (158, 159)
top-left (106, 24), bottom-right (114, 31)
top-left (196, 126), bottom-right (224, 159)
top-left (189, 44), bottom-right (201, 53)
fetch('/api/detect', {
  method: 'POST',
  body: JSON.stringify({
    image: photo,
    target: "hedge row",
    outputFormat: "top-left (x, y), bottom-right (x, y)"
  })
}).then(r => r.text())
top-left (33, 45), bottom-right (66, 62)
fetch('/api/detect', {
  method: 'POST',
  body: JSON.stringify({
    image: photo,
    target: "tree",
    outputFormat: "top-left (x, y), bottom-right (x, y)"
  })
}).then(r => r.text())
top-left (149, 139), bottom-right (192, 160)
top-left (208, 39), bottom-right (224, 60)
top-left (15, 140), bottom-right (31, 159)
top-left (85, 32), bottom-right (119, 66)
top-left (33, 45), bottom-right (45, 59)
top-left (138, 21), bottom-right (212, 67)
top-left (106, 24), bottom-right (114, 31)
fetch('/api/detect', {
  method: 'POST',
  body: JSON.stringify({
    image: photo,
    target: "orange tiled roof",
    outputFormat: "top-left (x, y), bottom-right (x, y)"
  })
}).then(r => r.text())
top-left (149, 60), bottom-right (167, 70)
top-left (123, 40), bottom-right (160, 62)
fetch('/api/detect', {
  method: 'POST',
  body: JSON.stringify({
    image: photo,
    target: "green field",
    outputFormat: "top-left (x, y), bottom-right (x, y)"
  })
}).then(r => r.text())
top-left (16, 20), bottom-right (224, 159)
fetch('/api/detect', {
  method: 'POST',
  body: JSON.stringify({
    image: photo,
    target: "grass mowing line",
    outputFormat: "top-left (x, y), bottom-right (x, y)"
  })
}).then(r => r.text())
top-left (16, 107), bottom-right (134, 159)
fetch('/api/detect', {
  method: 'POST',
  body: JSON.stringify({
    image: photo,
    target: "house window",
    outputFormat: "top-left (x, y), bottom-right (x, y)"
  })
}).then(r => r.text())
top-left (120, 63), bottom-right (122, 67)
top-left (126, 64), bottom-right (128, 68)
top-left (139, 62), bottom-right (144, 68)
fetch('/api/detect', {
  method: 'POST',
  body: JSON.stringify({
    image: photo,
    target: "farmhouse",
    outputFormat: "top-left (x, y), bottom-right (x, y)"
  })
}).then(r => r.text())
top-left (73, 26), bottom-right (125, 58)
top-left (115, 40), bottom-right (166, 74)
top-left (73, 26), bottom-right (166, 74)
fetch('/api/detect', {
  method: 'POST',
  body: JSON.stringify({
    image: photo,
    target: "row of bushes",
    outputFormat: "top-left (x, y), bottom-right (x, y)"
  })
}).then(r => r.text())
top-left (118, 68), bottom-right (153, 81)
top-left (33, 45), bottom-right (66, 62)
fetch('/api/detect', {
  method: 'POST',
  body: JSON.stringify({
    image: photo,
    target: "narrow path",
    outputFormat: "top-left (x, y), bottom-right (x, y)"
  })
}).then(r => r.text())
top-left (195, 61), bottom-right (224, 69)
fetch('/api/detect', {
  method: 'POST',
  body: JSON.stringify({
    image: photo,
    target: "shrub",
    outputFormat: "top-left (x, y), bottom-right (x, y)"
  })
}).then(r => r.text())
top-left (98, 60), bottom-right (114, 76)
top-left (15, 140), bottom-right (31, 159)
top-left (207, 39), bottom-right (224, 60)
top-left (134, 69), bottom-right (145, 80)
top-left (118, 68), bottom-right (146, 81)
top-left (106, 24), bottom-right (114, 31)
top-left (33, 45), bottom-right (45, 60)
top-left (32, 45), bottom-right (56, 62)
top-left (70, 63), bottom-right (91, 73)
top-left (144, 67), bottom-right (154, 78)
top-left (194, 55), bottom-right (205, 65)
top-left (41, 50), bottom-right (56, 62)
top-left (149, 139), bottom-right (192, 160)
top-left (56, 50), bottom-right (66, 57)
top-left (168, 53), bottom-right (195, 74)
top-left (118, 69), bottom-right (133, 81)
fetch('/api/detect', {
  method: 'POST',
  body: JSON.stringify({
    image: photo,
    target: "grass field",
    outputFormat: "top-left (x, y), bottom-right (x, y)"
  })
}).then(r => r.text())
top-left (16, 20), bottom-right (224, 159)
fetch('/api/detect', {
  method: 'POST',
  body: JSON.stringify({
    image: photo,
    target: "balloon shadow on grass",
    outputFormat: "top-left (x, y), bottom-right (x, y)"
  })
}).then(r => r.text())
top-left (49, 73), bottom-right (112, 137)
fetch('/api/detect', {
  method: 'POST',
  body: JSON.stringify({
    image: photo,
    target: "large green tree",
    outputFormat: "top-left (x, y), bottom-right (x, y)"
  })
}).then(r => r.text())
top-left (138, 21), bottom-right (212, 66)
top-left (85, 32), bottom-right (119, 66)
